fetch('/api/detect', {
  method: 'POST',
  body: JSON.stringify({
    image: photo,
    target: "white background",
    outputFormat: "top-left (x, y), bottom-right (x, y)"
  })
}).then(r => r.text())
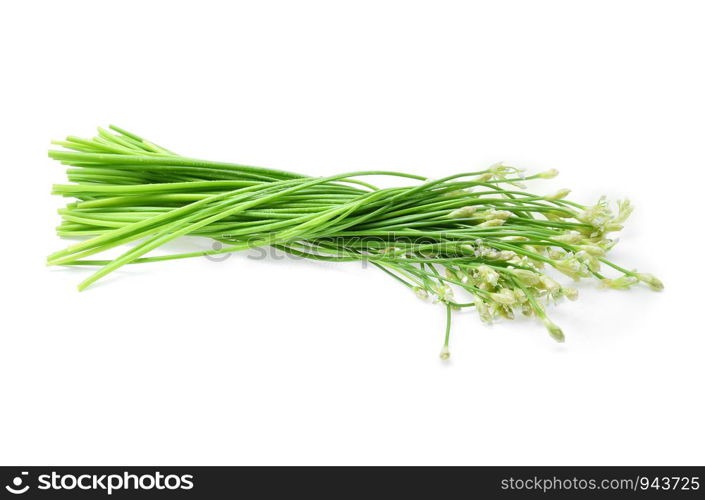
top-left (1, 1), bottom-right (703, 465)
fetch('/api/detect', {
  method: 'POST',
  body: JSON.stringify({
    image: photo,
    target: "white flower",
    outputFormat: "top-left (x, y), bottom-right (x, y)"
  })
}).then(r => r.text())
top-left (511, 269), bottom-right (540, 286)
top-left (547, 249), bottom-right (565, 260)
top-left (613, 199), bottom-right (633, 224)
top-left (538, 275), bottom-right (560, 294)
top-left (506, 255), bottom-right (529, 267)
top-left (488, 163), bottom-right (520, 177)
top-left (577, 244), bottom-right (606, 256)
top-left (490, 288), bottom-right (517, 305)
top-left (577, 196), bottom-right (612, 228)
top-left (597, 238), bottom-right (619, 251)
top-left (479, 209), bottom-right (511, 220)
top-left (521, 303), bottom-right (534, 316)
top-left (524, 245), bottom-right (542, 256)
top-left (545, 211), bottom-right (569, 222)
top-left (553, 255), bottom-right (590, 279)
top-left (578, 197), bottom-right (633, 235)
top-left (445, 268), bottom-right (459, 280)
top-left (492, 303), bottom-right (515, 319)
top-left (476, 265), bottom-right (499, 286)
top-left (553, 231), bottom-right (583, 244)
top-left (474, 298), bottom-right (493, 323)
top-left (496, 250), bottom-right (517, 261)
top-left (432, 284), bottom-right (455, 303)
top-left (487, 163), bottom-right (527, 188)
top-left (473, 242), bottom-right (497, 258)
top-left (576, 250), bottom-right (601, 272)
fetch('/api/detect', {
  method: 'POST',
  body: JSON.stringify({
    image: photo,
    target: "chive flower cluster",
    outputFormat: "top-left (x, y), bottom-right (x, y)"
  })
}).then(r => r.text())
top-left (48, 126), bottom-right (663, 358)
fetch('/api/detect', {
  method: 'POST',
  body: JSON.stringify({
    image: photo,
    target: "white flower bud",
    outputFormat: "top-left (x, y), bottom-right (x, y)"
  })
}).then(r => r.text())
top-left (449, 205), bottom-right (478, 218)
top-left (553, 231), bottom-right (583, 244)
top-left (439, 346), bottom-right (451, 360)
top-left (444, 188), bottom-right (472, 197)
top-left (636, 273), bottom-right (664, 291)
top-left (544, 188), bottom-right (571, 201)
top-left (598, 238), bottom-right (619, 251)
top-left (578, 244), bottom-right (606, 256)
top-left (542, 318), bottom-right (565, 342)
top-left (478, 219), bottom-right (505, 227)
top-left (601, 276), bottom-right (638, 289)
top-left (537, 168), bottom-right (559, 179)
